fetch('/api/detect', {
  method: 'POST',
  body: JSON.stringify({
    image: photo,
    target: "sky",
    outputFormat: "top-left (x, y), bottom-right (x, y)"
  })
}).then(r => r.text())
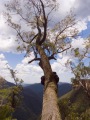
top-left (0, 0), bottom-right (90, 84)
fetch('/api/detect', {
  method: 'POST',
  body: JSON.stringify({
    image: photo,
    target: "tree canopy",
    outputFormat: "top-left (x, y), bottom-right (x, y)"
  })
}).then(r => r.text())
top-left (4, 0), bottom-right (78, 64)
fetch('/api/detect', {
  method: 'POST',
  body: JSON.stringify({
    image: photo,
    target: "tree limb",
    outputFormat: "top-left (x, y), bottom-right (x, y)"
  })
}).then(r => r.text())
top-left (54, 23), bottom-right (76, 45)
top-left (57, 45), bottom-right (71, 53)
top-left (28, 58), bottom-right (40, 63)
top-left (39, 0), bottom-right (47, 45)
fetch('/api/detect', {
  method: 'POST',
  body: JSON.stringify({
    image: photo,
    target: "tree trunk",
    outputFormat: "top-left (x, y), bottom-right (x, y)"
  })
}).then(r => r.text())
top-left (41, 81), bottom-right (61, 120)
top-left (36, 45), bottom-right (62, 120)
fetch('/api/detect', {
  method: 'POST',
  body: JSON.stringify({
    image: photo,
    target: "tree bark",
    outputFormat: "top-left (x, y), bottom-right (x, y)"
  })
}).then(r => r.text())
top-left (36, 44), bottom-right (52, 80)
top-left (41, 81), bottom-right (61, 120)
top-left (36, 45), bottom-right (62, 120)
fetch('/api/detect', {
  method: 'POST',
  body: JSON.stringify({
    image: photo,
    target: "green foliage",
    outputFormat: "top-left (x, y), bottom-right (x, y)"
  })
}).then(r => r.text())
top-left (8, 86), bottom-right (23, 108)
top-left (74, 48), bottom-right (80, 57)
top-left (59, 88), bottom-right (90, 120)
top-left (0, 88), bottom-right (14, 120)
top-left (81, 109), bottom-right (90, 120)
top-left (43, 41), bottom-right (56, 55)
top-left (0, 89), bottom-right (10, 99)
top-left (0, 105), bottom-right (13, 120)
top-left (0, 85), bottom-right (23, 120)
top-left (71, 61), bottom-right (90, 81)
top-left (4, 0), bottom-right (78, 63)
top-left (0, 68), bottom-right (23, 119)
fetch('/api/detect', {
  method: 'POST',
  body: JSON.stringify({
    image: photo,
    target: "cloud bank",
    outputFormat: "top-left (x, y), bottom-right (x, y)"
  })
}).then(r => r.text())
top-left (0, 0), bottom-right (90, 83)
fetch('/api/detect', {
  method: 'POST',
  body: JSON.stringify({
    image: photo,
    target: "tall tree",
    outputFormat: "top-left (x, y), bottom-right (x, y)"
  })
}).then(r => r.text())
top-left (4, 0), bottom-right (78, 119)
top-left (0, 68), bottom-right (23, 119)
top-left (69, 38), bottom-right (90, 93)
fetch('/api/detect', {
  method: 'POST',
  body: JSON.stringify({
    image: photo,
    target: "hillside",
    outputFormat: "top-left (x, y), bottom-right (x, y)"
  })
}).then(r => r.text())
top-left (13, 82), bottom-right (72, 120)
top-left (23, 82), bottom-right (72, 101)
top-left (0, 81), bottom-right (72, 120)
top-left (2, 81), bottom-right (90, 120)
top-left (59, 87), bottom-right (90, 120)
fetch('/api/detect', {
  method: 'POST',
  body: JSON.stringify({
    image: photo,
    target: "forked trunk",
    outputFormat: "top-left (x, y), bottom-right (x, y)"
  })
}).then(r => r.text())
top-left (37, 45), bottom-right (62, 120)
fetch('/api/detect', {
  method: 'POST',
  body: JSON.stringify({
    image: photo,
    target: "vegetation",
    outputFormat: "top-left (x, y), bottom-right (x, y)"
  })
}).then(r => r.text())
top-left (0, 88), bottom-right (13, 120)
top-left (1, 0), bottom-right (89, 119)
top-left (59, 88), bottom-right (90, 120)
top-left (4, 0), bottom-right (79, 119)
top-left (0, 85), bottom-right (23, 119)
top-left (0, 67), bottom-right (23, 120)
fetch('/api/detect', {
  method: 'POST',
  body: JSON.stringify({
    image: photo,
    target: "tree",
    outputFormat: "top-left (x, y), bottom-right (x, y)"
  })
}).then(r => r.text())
top-left (0, 67), bottom-right (23, 119)
top-left (69, 38), bottom-right (90, 94)
top-left (4, 0), bottom-right (78, 120)
top-left (7, 67), bottom-right (23, 109)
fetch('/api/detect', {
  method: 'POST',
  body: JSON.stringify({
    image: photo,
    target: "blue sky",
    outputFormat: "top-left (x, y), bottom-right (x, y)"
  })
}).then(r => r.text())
top-left (1, 21), bottom-right (90, 69)
top-left (1, 22), bottom-right (89, 71)
top-left (0, 0), bottom-right (90, 84)
top-left (79, 22), bottom-right (90, 38)
top-left (0, 52), bottom-right (25, 68)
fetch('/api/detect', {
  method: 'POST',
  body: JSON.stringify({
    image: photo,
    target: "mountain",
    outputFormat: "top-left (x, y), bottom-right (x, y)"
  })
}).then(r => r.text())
top-left (23, 82), bottom-right (72, 100)
top-left (1, 79), bottom-right (90, 120)
top-left (0, 80), bottom-right (72, 120)
top-left (13, 82), bottom-right (72, 120)
top-left (58, 82), bottom-right (72, 97)
top-left (59, 87), bottom-right (90, 120)
top-left (0, 76), bottom-right (14, 88)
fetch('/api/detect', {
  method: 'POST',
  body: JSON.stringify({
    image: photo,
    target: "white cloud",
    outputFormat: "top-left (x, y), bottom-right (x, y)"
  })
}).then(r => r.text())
top-left (0, 0), bottom-right (90, 84)
top-left (0, 0), bottom-right (89, 53)
top-left (73, 0), bottom-right (90, 19)
top-left (22, 52), bottom-right (35, 65)
top-left (71, 37), bottom-right (85, 49)
top-left (57, 0), bottom-right (75, 18)
top-left (14, 56), bottom-right (73, 83)
top-left (0, 36), bottom-right (87, 84)
top-left (15, 59), bottom-right (43, 84)
top-left (0, 53), bottom-right (14, 83)
top-left (0, 54), bottom-right (5, 59)
top-left (0, 35), bottom-right (18, 52)
top-left (74, 19), bottom-right (88, 32)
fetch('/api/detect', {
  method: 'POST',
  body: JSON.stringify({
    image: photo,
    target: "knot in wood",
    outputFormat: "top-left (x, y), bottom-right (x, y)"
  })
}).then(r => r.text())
top-left (41, 72), bottom-right (59, 85)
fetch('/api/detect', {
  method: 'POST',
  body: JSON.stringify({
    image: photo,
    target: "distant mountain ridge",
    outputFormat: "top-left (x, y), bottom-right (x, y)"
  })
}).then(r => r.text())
top-left (1, 81), bottom-right (72, 120)
top-left (13, 82), bottom-right (72, 120)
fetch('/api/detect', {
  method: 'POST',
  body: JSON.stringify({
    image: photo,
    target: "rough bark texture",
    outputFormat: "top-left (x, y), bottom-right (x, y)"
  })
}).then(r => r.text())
top-left (36, 44), bottom-right (52, 79)
top-left (41, 82), bottom-right (61, 120)
top-left (37, 44), bottom-right (62, 120)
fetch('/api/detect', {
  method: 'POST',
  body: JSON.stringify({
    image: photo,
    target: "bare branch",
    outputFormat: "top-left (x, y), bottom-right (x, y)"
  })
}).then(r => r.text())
top-left (39, 0), bottom-right (46, 21)
top-left (48, 55), bottom-right (57, 60)
top-left (39, 0), bottom-right (47, 45)
top-left (84, 55), bottom-right (90, 58)
top-left (28, 58), bottom-right (40, 63)
top-left (30, 34), bottom-right (38, 43)
top-left (54, 23), bottom-right (76, 45)
top-left (32, 46), bottom-right (38, 58)
top-left (47, 45), bottom-right (71, 61)
top-left (57, 45), bottom-right (71, 53)
top-left (17, 31), bottom-right (38, 44)
top-left (17, 11), bottom-right (33, 24)
top-left (47, 5), bottom-right (56, 18)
